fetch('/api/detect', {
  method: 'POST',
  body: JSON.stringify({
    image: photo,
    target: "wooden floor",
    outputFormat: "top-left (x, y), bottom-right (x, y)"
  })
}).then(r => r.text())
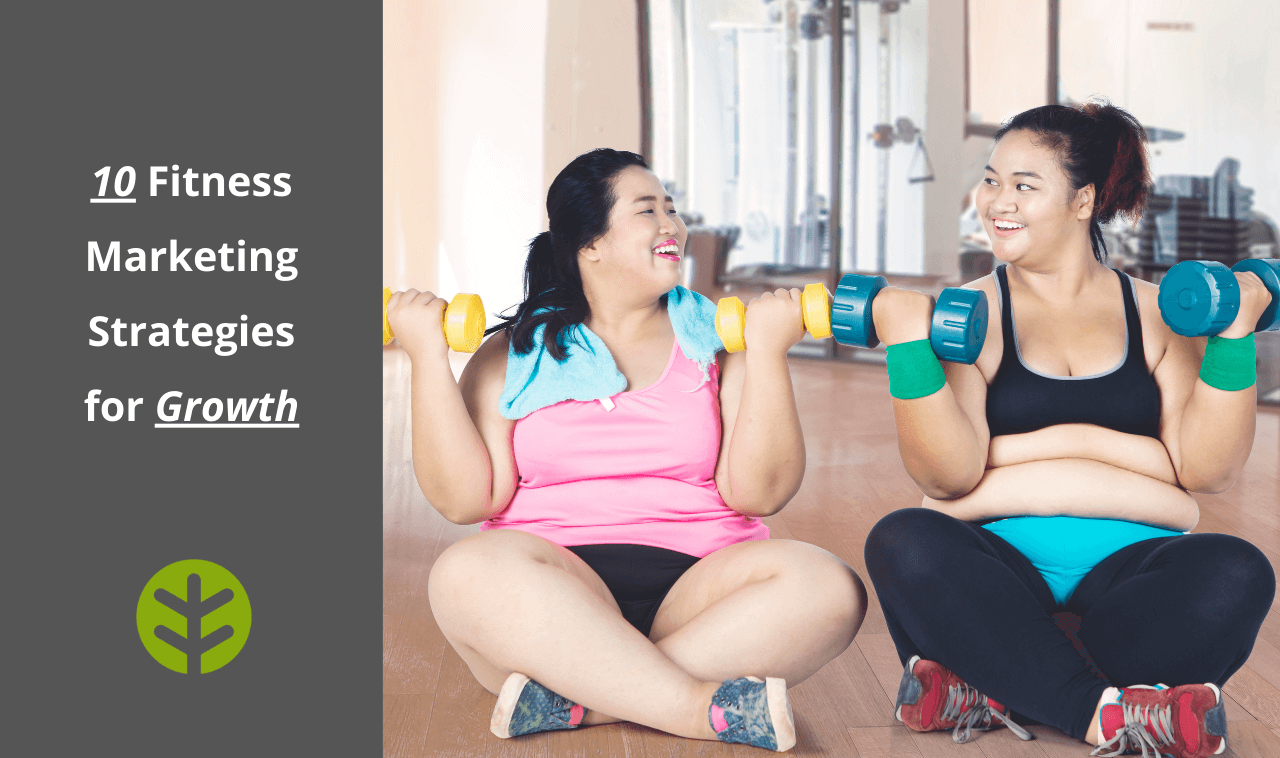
top-left (383, 346), bottom-right (1280, 758)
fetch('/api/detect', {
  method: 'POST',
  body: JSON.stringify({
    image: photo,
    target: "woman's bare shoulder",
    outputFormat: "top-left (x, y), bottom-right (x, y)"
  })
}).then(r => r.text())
top-left (459, 328), bottom-right (511, 398)
top-left (960, 271), bottom-right (999, 296)
top-left (1126, 274), bottom-right (1180, 371)
top-left (958, 272), bottom-right (1003, 381)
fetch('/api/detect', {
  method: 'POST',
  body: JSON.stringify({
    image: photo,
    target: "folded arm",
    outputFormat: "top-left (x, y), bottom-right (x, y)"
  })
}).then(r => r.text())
top-left (987, 424), bottom-right (1178, 486)
top-left (922, 458), bottom-right (1199, 531)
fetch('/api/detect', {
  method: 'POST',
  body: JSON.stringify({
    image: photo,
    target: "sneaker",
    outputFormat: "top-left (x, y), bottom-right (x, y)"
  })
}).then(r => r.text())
top-left (1092, 683), bottom-right (1227, 758)
top-left (895, 655), bottom-right (1033, 744)
top-left (709, 676), bottom-right (796, 752)
top-left (490, 672), bottom-right (585, 738)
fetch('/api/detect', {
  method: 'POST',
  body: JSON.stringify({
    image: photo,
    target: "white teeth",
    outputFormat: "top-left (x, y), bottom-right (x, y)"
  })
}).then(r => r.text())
top-left (654, 244), bottom-right (679, 254)
top-left (993, 220), bottom-right (1025, 230)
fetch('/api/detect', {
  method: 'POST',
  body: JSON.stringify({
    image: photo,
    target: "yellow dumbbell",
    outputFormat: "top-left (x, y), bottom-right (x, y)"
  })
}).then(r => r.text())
top-left (383, 287), bottom-right (487, 353)
top-left (714, 283), bottom-right (832, 353)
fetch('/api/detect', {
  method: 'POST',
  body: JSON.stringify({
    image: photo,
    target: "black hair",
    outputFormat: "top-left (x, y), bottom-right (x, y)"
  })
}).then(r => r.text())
top-left (993, 99), bottom-right (1151, 262)
top-left (487, 148), bottom-right (650, 360)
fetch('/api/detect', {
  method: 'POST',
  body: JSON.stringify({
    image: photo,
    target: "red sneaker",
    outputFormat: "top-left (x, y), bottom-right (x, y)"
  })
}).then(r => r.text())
top-left (894, 655), bottom-right (1033, 744)
top-left (1093, 684), bottom-right (1227, 758)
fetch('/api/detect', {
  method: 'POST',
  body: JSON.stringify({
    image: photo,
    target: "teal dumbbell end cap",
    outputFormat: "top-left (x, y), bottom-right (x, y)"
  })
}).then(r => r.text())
top-left (831, 273), bottom-right (887, 347)
top-left (1232, 258), bottom-right (1280, 333)
top-left (1158, 260), bottom-right (1239, 337)
top-left (930, 288), bottom-right (988, 364)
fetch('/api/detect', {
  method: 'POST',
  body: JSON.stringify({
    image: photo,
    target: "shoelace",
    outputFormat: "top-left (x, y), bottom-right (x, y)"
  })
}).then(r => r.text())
top-left (711, 682), bottom-right (765, 739)
top-left (545, 692), bottom-right (577, 728)
top-left (1090, 700), bottom-right (1176, 758)
top-left (942, 683), bottom-right (1034, 744)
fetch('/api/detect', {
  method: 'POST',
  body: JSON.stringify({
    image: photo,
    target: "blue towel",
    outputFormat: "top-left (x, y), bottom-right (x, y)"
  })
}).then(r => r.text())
top-left (499, 286), bottom-right (723, 420)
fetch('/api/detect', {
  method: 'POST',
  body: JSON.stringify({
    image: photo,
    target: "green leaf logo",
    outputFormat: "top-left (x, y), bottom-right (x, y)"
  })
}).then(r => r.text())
top-left (136, 559), bottom-right (251, 673)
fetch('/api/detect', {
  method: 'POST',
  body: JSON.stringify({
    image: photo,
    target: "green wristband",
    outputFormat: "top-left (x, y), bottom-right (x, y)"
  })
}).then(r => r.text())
top-left (886, 339), bottom-right (946, 400)
top-left (1199, 333), bottom-right (1256, 391)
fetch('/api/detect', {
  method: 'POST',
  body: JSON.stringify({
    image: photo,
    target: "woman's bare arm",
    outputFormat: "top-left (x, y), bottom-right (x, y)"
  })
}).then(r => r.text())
top-left (389, 290), bottom-right (518, 525)
top-left (880, 281), bottom-right (1000, 499)
top-left (714, 290), bottom-right (807, 517)
top-left (1138, 276), bottom-right (1262, 493)
top-left (922, 458), bottom-right (1199, 531)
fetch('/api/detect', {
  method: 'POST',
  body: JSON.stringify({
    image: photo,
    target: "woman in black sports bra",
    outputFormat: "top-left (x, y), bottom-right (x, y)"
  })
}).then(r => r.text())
top-left (860, 101), bottom-right (1274, 757)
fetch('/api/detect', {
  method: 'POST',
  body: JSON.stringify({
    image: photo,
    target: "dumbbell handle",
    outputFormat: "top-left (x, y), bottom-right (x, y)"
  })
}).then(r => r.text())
top-left (715, 283), bottom-right (832, 353)
top-left (383, 287), bottom-right (486, 353)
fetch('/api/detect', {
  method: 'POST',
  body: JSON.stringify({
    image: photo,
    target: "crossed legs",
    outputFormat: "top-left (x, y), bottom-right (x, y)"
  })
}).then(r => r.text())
top-left (427, 529), bottom-right (866, 739)
top-left (864, 508), bottom-right (1274, 742)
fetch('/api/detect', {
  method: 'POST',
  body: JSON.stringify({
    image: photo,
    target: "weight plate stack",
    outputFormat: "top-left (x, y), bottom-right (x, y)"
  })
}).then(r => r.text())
top-left (444, 293), bottom-right (487, 353)
top-left (802, 283), bottom-right (832, 340)
top-left (715, 296), bottom-right (748, 353)
top-left (931, 288), bottom-right (988, 365)
top-left (1158, 260), bottom-right (1239, 337)
top-left (831, 274), bottom-right (887, 348)
top-left (383, 287), bottom-right (395, 345)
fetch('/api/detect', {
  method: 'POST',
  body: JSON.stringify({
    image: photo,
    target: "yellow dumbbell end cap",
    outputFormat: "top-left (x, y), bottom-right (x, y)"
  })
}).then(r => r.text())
top-left (444, 293), bottom-right (487, 353)
top-left (802, 283), bottom-right (832, 339)
top-left (383, 287), bottom-right (395, 345)
top-left (716, 296), bottom-right (748, 353)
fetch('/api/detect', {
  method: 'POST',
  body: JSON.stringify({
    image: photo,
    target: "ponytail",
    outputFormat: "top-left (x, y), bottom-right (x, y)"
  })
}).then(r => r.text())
top-left (995, 99), bottom-right (1152, 262)
top-left (1081, 102), bottom-right (1151, 225)
top-left (486, 148), bottom-right (650, 360)
top-left (488, 231), bottom-right (589, 361)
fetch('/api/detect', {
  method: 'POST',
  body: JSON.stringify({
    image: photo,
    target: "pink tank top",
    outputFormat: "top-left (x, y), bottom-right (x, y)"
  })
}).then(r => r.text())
top-left (481, 340), bottom-right (770, 557)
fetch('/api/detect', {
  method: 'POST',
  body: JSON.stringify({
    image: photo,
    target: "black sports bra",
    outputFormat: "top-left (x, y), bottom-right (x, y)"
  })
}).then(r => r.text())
top-left (985, 265), bottom-right (1162, 440)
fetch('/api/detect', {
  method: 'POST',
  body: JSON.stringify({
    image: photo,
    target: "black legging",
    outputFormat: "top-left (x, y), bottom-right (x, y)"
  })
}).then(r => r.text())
top-left (864, 508), bottom-right (1275, 741)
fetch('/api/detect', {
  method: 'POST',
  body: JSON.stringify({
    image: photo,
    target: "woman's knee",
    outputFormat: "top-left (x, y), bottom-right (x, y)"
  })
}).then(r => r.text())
top-left (771, 543), bottom-right (867, 634)
top-left (716, 541), bottom-right (866, 628)
top-left (427, 529), bottom-right (555, 603)
top-left (805, 550), bottom-right (867, 621)
top-left (1193, 535), bottom-right (1275, 616)
top-left (864, 507), bottom-right (966, 584)
top-left (1149, 534), bottom-right (1276, 629)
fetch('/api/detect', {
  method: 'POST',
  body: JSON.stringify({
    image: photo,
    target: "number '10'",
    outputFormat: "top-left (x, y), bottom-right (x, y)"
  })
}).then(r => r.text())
top-left (94, 166), bottom-right (136, 198)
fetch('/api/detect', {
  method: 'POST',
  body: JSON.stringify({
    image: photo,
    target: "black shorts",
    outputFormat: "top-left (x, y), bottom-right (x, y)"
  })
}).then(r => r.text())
top-left (567, 544), bottom-right (701, 637)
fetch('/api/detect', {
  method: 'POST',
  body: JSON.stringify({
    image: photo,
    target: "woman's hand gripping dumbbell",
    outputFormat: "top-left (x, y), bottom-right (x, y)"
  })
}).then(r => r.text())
top-left (714, 284), bottom-right (832, 353)
top-left (1158, 259), bottom-right (1280, 338)
top-left (383, 287), bottom-right (487, 354)
top-left (714, 275), bottom-right (988, 363)
top-left (833, 274), bottom-right (989, 364)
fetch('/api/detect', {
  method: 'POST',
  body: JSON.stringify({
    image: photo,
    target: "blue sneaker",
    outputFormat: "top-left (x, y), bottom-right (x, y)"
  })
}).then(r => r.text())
top-left (709, 677), bottom-right (796, 752)
top-left (490, 673), bottom-right (585, 738)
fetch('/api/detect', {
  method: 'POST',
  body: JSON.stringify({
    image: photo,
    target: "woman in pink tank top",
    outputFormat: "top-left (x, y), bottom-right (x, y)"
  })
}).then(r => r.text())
top-left (386, 149), bottom-right (865, 751)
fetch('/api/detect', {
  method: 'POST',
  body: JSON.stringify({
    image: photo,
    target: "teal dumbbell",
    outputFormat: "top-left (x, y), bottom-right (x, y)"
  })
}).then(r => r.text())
top-left (829, 273), bottom-right (989, 364)
top-left (1158, 259), bottom-right (1280, 337)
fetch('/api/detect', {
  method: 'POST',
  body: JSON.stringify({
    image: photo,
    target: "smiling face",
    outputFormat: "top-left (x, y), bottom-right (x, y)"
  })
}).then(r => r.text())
top-left (581, 165), bottom-right (687, 295)
top-left (976, 129), bottom-right (1095, 266)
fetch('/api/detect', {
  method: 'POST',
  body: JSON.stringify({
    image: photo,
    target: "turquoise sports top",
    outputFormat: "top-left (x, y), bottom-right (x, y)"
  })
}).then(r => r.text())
top-left (983, 517), bottom-right (1181, 605)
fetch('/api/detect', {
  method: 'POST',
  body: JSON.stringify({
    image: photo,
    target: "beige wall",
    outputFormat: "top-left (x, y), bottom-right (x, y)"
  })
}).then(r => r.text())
top-left (1059, 0), bottom-right (1280, 219)
top-left (923, 0), bottom-right (966, 277)
top-left (383, 0), bottom-right (441, 294)
top-left (967, 0), bottom-right (1051, 125)
top-left (384, 0), bottom-right (642, 314)
top-left (544, 0), bottom-right (643, 197)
